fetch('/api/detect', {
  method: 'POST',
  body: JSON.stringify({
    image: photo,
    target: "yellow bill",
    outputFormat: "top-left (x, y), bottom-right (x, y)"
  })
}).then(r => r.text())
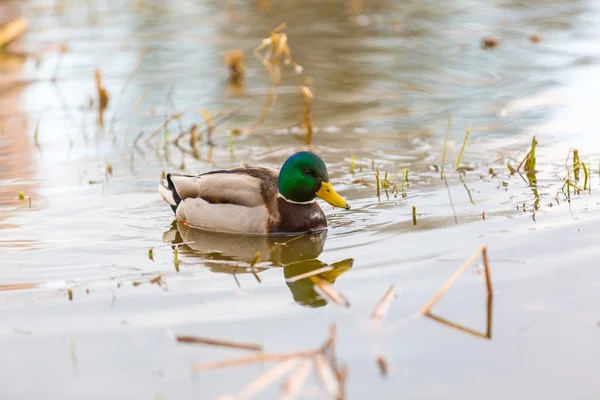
top-left (316, 181), bottom-right (351, 210)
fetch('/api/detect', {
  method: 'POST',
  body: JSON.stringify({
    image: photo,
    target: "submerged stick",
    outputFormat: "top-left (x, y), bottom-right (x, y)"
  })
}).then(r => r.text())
top-left (176, 335), bottom-right (263, 351)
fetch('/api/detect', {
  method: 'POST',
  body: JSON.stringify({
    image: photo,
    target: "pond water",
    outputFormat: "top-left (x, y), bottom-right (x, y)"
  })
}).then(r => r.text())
top-left (2, 0), bottom-right (600, 399)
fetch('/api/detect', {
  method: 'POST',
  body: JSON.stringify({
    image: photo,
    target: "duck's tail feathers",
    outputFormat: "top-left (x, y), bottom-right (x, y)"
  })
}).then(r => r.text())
top-left (159, 174), bottom-right (181, 213)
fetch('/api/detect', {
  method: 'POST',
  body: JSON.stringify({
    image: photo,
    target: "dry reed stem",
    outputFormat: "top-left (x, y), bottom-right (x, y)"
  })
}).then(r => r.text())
top-left (310, 275), bottom-right (350, 307)
top-left (0, 17), bottom-right (29, 47)
top-left (278, 359), bottom-right (312, 400)
top-left (176, 335), bottom-right (263, 351)
top-left (235, 359), bottom-right (300, 400)
top-left (371, 285), bottom-right (397, 320)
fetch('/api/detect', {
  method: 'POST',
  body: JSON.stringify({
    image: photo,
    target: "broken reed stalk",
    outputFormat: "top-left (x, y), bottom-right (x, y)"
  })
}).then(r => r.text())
top-left (176, 335), bottom-right (263, 351)
top-left (310, 275), bottom-right (350, 307)
top-left (440, 112), bottom-right (452, 180)
top-left (0, 17), bottom-right (29, 48)
top-left (455, 124), bottom-right (471, 169)
top-left (421, 246), bottom-right (492, 314)
top-left (371, 285), bottom-right (397, 320)
top-left (412, 205), bottom-right (417, 226)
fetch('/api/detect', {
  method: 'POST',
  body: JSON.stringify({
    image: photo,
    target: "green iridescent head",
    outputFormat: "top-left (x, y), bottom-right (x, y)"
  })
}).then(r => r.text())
top-left (278, 151), bottom-right (350, 209)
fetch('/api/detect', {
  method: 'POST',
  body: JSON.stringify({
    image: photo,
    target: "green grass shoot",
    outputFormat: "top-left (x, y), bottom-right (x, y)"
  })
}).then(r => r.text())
top-left (573, 149), bottom-right (580, 181)
top-left (518, 136), bottom-right (538, 172)
top-left (455, 124), bottom-right (471, 170)
top-left (18, 191), bottom-right (25, 200)
top-left (375, 168), bottom-right (381, 201)
top-left (582, 161), bottom-right (589, 192)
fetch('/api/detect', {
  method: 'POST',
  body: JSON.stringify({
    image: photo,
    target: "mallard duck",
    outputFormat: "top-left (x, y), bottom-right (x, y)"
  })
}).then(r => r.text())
top-left (158, 151), bottom-right (350, 235)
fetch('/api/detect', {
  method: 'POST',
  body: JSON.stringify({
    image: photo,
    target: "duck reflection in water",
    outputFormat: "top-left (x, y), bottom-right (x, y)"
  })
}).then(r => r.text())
top-left (162, 221), bottom-right (353, 308)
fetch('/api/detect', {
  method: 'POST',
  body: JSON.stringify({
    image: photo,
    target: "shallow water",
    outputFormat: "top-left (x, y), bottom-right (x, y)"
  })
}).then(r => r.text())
top-left (2, 0), bottom-right (600, 399)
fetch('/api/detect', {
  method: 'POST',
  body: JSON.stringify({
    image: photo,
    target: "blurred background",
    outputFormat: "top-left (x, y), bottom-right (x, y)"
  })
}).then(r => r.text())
top-left (2, 1), bottom-right (600, 399)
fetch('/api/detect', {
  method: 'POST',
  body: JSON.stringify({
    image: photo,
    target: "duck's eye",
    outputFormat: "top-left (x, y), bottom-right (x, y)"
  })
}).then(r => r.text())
top-left (303, 168), bottom-right (312, 176)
